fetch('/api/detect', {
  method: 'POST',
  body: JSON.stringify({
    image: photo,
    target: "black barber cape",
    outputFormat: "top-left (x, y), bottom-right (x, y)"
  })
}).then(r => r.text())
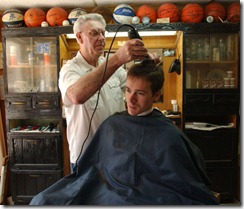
top-left (30, 109), bottom-right (218, 205)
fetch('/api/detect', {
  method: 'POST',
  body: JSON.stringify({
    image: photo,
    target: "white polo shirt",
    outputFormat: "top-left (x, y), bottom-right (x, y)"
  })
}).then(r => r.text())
top-left (59, 52), bottom-right (126, 163)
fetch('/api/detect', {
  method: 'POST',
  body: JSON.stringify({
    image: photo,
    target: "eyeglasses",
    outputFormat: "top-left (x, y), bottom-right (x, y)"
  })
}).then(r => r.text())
top-left (80, 29), bottom-right (105, 38)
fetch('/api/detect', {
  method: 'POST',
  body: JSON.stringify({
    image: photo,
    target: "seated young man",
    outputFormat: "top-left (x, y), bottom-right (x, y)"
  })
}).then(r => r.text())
top-left (30, 60), bottom-right (219, 205)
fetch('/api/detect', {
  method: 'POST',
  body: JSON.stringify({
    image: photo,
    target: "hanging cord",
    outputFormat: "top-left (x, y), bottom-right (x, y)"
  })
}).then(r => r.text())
top-left (75, 24), bottom-right (138, 175)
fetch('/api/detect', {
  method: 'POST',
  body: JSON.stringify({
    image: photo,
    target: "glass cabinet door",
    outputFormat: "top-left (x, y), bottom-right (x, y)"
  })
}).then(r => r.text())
top-left (185, 33), bottom-right (238, 89)
top-left (6, 36), bottom-right (58, 93)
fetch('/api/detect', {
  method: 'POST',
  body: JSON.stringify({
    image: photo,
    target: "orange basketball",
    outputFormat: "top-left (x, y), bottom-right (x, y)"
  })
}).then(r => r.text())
top-left (24, 8), bottom-right (46, 27)
top-left (181, 3), bottom-right (204, 23)
top-left (136, 5), bottom-right (157, 23)
top-left (227, 2), bottom-right (240, 23)
top-left (157, 3), bottom-right (179, 22)
top-left (205, 2), bottom-right (226, 22)
top-left (46, 7), bottom-right (68, 26)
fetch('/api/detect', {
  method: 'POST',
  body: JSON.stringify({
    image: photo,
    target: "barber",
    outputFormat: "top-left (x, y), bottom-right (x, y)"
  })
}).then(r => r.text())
top-left (59, 13), bottom-right (160, 173)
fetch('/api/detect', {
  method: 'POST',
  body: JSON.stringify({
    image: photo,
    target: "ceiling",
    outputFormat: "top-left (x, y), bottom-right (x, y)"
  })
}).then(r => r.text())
top-left (0, 0), bottom-right (239, 11)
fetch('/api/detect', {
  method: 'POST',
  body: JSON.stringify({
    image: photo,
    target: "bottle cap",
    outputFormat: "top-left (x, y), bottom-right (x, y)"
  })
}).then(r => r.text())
top-left (171, 100), bottom-right (177, 104)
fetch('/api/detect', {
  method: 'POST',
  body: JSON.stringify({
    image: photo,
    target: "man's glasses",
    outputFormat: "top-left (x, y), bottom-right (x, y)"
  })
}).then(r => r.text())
top-left (80, 29), bottom-right (105, 38)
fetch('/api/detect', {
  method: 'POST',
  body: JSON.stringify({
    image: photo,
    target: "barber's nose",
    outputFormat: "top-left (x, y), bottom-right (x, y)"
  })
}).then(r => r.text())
top-left (99, 32), bottom-right (105, 39)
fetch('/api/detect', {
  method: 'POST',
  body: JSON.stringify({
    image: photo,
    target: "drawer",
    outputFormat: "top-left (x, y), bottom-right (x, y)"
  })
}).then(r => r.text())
top-left (32, 94), bottom-right (60, 109)
top-left (184, 93), bottom-right (212, 105)
top-left (5, 96), bottom-right (32, 110)
top-left (8, 134), bottom-right (62, 169)
top-left (185, 130), bottom-right (238, 165)
top-left (10, 169), bottom-right (62, 205)
top-left (213, 93), bottom-right (239, 106)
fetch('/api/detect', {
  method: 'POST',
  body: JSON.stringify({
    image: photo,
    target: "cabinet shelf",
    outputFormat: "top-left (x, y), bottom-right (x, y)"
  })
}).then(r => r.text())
top-left (8, 64), bottom-right (57, 68)
top-left (186, 60), bottom-right (237, 64)
top-left (8, 132), bottom-right (61, 137)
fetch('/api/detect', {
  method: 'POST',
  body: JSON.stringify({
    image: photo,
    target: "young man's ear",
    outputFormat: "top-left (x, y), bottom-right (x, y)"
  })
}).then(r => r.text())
top-left (153, 90), bottom-right (162, 102)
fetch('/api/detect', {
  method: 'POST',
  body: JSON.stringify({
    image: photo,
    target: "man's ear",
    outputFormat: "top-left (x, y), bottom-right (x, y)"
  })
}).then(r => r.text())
top-left (153, 90), bottom-right (162, 102)
top-left (76, 32), bottom-right (83, 44)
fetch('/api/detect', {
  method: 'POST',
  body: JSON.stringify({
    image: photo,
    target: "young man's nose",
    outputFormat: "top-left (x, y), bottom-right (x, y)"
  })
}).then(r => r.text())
top-left (127, 93), bottom-right (137, 103)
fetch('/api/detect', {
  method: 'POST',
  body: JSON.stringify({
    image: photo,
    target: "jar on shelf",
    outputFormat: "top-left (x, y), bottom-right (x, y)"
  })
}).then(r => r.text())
top-left (219, 38), bottom-right (226, 60)
top-left (171, 100), bottom-right (179, 113)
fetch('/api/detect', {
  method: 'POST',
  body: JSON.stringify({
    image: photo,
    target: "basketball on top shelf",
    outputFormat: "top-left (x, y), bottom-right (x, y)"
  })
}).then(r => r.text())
top-left (112, 4), bottom-right (135, 24)
top-left (1, 2), bottom-right (240, 28)
top-left (2, 9), bottom-right (24, 28)
top-left (24, 7), bottom-right (46, 27)
top-left (68, 8), bottom-right (87, 25)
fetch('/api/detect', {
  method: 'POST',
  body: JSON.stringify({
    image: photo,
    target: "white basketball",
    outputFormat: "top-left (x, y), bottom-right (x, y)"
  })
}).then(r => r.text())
top-left (113, 4), bottom-right (135, 24)
top-left (68, 8), bottom-right (87, 25)
top-left (2, 9), bottom-right (24, 28)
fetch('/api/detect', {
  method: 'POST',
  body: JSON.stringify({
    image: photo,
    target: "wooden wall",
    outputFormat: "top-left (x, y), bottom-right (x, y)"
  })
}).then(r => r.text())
top-left (63, 32), bottom-right (183, 112)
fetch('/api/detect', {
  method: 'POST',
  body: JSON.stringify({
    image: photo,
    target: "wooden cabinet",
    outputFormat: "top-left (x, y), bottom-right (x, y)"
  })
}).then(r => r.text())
top-left (182, 24), bottom-right (240, 203)
top-left (2, 27), bottom-right (63, 205)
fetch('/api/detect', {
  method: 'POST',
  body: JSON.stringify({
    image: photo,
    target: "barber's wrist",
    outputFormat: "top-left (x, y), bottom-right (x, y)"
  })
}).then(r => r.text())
top-left (110, 54), bottom-right (124, 69)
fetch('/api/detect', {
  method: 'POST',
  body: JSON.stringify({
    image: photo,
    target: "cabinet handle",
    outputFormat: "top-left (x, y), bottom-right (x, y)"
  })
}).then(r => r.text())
top-left (36, 101), bottom-right (51, 105)
top-left (26, 140), bottom-right (39, 145)
top-left (188, 97), bottom-right (210, 103)
top-left (29, 175), bottom-right (41, 178)
top-left (11, 101), bottom-right (27, 105)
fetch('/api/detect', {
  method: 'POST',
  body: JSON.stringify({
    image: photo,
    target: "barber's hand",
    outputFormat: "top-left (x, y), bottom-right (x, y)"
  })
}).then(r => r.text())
top-left (148, 52), bottom-right (161, 64)
top-left (114, 39), bottom-right (149, 64)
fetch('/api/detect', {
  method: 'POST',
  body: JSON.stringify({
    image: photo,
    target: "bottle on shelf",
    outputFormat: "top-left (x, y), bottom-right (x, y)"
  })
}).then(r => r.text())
top-left (219, 38), bottom-right (226, 60)
top-left (226, 35), bottom-right (234, 60)
top-left (212, 38), bottom-right (219, 62)
top-left (39, 78), bottom-right (45, 92)
top-left (212, 47), bottom-right (220, 61)
top-left (190, 39), bottom-right (197, 60)
top-left (27, 47), bottom-right (34, 65)
top-left (171, 100), bottom-right (179, 114)
top-left (28, 52), bottom-right (34, 65)
top-left (186, 69), bottom-right (191, 88)
top-left (204, 38), bottom-right (210, 60)
top-left (197, 40), bottom-right (204, 60)
top-left (196, 69), bottom-right (200, 88)
top-left (10, 46), bottom-right (17, 65)
top-left (185, 39), bottom-right (191, 61)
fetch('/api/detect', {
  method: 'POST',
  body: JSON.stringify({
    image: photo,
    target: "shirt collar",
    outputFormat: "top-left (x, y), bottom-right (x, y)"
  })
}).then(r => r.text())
top-left (76, 51), bottom-right (104, 72)
top-left (137, 108), bottom-right (154, 116)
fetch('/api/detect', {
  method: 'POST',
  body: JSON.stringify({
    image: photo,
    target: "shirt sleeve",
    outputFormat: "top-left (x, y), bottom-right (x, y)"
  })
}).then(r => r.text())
top-left (114, 66), bottom-right (127, 88)
top-left (58, 61), bottom-right (85, 107)
top-left (99, 56), bottom-right (127, 88)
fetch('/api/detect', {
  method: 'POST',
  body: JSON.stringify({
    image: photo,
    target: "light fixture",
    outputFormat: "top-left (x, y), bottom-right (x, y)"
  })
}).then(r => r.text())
top-left (105, 30), bottom-right (177, 38)
top-left (65, 31), bottom-right (177, 39)
top-left (66, 34), bottom-right (76, 39)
